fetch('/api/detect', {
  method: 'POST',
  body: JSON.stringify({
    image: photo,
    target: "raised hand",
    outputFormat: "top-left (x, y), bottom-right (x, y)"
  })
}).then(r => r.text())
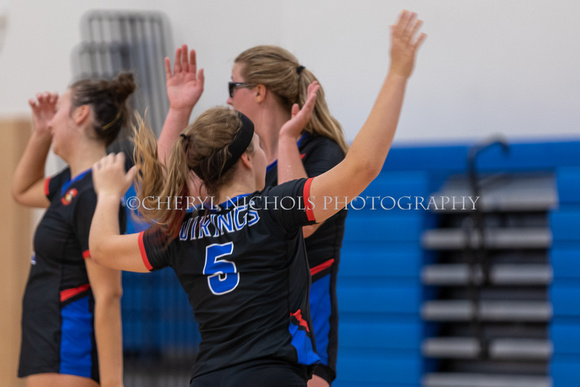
top-left (92, 153), bottom-right (136, 198)
top-left (29, 92), bottom-right (58, 137)
top-left (279, 81), bottom-right (320, 140)
top-left (164, 44), bottom-right (205, 112)
top-left (389, 10), bottom-right (427, 78)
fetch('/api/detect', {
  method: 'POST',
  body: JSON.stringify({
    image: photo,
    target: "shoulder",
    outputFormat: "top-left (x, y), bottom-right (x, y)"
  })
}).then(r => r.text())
top-left (45, 167), bottom-right (71, 197)
top-left (300, 135), bottom-right (346, 167)
top-left (300, 134), bottom-right (345, 157)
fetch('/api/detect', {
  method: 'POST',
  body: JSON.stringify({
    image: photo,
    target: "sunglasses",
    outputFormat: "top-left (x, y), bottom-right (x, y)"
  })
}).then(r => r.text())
top-left (228, 82), bottom-right (254, 98)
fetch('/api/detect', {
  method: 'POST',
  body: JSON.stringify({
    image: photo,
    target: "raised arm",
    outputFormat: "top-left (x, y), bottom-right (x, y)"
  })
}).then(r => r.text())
top-left (89, 153), bottom-right (146, 272)
top-left (158, 44), bottom-right (205, 164)
top-left (11, 92), bottom-right (58, 208)
top-left (278, 82), bottom-right (323, 237)
top-left (278, 81), bottom-right (320, 183)
top-left (309, 10), bottom-right (426, 223)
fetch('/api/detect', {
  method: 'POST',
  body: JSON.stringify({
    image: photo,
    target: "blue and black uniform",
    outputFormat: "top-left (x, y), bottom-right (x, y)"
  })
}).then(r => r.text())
top-left (138, 178), bottom-right (319, 387)
top-left (18, 168), bottom-right (124, 382)
top-left (266, 133), bottom-right (347, 384)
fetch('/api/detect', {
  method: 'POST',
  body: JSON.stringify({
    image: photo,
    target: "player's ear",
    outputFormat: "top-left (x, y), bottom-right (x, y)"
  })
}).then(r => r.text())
top-left (72, 105), bottom-right (91, 126)
top-left (255, 85), bottom-right (266, 103)
top-left (239, 152), bottom-right (252, 169)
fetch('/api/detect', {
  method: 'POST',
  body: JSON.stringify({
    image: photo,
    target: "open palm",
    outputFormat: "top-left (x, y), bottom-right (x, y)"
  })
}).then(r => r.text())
top-left (165, 44), bottom-right (205, 111)
top-left (279, 81), bottom-right (320, 140)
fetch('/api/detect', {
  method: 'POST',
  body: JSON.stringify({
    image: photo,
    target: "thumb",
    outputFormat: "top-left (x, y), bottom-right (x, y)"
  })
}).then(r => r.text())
top-left (126, 166), bottom-right (137, 185)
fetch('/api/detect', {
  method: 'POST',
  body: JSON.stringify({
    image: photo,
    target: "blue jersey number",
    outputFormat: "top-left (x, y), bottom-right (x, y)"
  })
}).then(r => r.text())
top-left (203, 242), bottom-right (240, 295)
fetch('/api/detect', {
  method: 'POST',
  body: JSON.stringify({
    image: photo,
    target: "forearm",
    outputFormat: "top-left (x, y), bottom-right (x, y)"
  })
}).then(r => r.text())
top-left (90, 194), bottom-right (123, 265)
top-left (309, 72), bottom-right (408, 223)
top-left (158, 107), bottom-right (193, 164)
top-left (347, 71), bottom-right (407, 177)
top-left (94, 295), bottom-right (124, 386)
top-left (11, 131), bottom-right (51, 199)
top-left (278, 135), bottom-right (308, 182)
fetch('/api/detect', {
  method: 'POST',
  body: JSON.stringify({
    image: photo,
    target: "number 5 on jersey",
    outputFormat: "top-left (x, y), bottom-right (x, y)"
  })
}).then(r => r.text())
top-left (204, 242), bottom-right (240, 295)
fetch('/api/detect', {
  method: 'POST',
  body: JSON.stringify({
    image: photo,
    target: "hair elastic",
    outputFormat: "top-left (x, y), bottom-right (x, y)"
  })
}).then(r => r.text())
top-left (296, 65), bottom-right (305, 75)
top-left (180, 133), bottom-right (188, 140)
top-left (102, 111), bottom-right (121, 130)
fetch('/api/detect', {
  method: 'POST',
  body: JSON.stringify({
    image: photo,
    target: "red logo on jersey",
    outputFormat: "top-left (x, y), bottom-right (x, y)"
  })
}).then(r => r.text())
top-left (61, 188), bottom-right (78, 205)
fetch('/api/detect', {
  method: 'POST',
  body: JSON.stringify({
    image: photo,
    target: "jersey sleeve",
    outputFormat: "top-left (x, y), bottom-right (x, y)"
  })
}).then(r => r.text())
top-left (302, 137), bottom-right (345, 177)
top-left (260, 178), bottom-right (316, 233)
top-left (137, 227), bottom-right (177, 271)
top-left (72, 189), bottom-right (99, 259)
top-left (44, 168), bottom-right (71, 202)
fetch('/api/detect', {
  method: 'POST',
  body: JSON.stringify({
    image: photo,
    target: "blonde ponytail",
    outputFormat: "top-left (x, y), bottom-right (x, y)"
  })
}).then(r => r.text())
top-left (235, 45), bottom-right (349, 154)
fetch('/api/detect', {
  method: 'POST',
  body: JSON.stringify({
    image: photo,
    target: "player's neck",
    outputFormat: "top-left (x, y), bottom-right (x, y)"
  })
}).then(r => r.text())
top-left (215, 178), bottom-right (256, 205)
top-left (66, 141), bottom-right (107, 178)
top-left (256, 105), bottom-right (291, 164)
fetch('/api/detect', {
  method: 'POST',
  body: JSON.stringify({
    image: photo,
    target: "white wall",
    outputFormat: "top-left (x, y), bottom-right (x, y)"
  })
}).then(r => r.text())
top-left (0, 0), bottom-right (579, 145)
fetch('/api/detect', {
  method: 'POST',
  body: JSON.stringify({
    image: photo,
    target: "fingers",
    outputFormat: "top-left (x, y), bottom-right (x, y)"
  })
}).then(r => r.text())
top-left (181, 44), bottom-right (189, 73)
top-left (413, 32), bottom-right (427, 50)
top-left (174, 47), bottom-right (182, 74)
top-left (393, 10), bottom-right (425, 50)
top-left (394, 10), bottom-right (413, 37)
top-left (48, 93), bottom-right (58, 105)
top-left (291, 103), bottom-right (300, 118)
top-left (29, 92), bottom-right (58, 112)
top-left (95, 153), bottom-right (126, 171)
top-left (189, 48), bottom-right (197, 75)
top-left (400, 11), bottom-right (417, 44)
top-left (305, 82), bottom-right (320, 108)
top-left (168, 45), bottom-right (198, 78)
top-left (126, 165), bottom-right (137, 183)
top-left (409, 19), bottom-right (423, 45)
top-left (164, 57), bottom-right (172, 80)
top-left (198, 68), bottom-right (205, 87)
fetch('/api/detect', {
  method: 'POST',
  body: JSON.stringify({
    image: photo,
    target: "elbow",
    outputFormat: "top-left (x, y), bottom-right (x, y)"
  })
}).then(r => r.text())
top-left (89, 239), bottom-right (105, 266)
top-left (94, 286), bottom-right (124, 305)
top-left (11, 186), bottom-right (25, 205)
top-left (346, 150), bottom-right (383, 186)
top-left (355, 158), bottom-right (383, 186)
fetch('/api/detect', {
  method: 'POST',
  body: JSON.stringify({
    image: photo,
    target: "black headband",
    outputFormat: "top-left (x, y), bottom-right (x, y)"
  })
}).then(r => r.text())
top-left (221, 111), bottom-right (255, 174)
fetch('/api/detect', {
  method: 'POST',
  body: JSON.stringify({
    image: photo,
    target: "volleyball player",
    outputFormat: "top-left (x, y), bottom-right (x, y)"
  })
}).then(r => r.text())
top-left (11, 73), bottom-right (135, 387)
top-left (89, 10), bottom-right (425, 387)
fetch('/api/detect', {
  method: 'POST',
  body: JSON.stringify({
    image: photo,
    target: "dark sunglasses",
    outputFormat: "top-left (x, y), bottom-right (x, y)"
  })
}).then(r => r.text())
top-left (228, 82), bottom-right (254, 98)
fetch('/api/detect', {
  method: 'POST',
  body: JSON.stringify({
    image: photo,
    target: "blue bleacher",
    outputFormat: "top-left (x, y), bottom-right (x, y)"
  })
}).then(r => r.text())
top-left (120, 139), bottom-right (580, 386)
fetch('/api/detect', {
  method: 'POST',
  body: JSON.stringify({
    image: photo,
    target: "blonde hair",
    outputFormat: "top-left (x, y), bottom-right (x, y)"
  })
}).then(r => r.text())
top-left (235, 45), bottom-right (349, 154)
top-left (132, 107), bottom-right (252, 237)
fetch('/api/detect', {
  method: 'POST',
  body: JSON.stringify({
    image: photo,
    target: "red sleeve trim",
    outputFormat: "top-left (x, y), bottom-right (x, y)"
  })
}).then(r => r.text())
top-left (82, 250), bottom-right (91, 259)
top-left (310, 258), bottom-right (335, 277)
top-left (44, 177), bottom-right (51, 197)
top-left (138, 231), bottom-right (154, 271)
top-left (60, 283), bottom-right (90, 302)
top-left (303, 177), bottom-right (315, 222)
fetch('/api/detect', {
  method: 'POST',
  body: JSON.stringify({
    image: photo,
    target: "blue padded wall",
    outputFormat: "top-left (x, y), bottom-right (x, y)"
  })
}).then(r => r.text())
top-left (335, 139), bottom-right (580, 386)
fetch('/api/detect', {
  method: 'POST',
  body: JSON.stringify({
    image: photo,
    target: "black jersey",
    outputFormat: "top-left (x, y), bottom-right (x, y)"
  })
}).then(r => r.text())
top-left (19, 168), bottom-right (124, 381)
top-left (266, 133), bottom-right (346, 269)
top-left (139, 178), bottom-right (320, 379)
top-left (266, 133), bottom-right (346, 383)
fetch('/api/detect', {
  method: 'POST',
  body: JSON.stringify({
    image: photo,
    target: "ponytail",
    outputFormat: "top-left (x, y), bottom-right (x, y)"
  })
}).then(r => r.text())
top-left (236, 45), bottom-right (349, 154)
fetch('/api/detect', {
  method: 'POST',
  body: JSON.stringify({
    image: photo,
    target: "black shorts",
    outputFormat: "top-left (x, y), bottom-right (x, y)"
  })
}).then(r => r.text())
top-left (190, 359), bottom-right (308, 387)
